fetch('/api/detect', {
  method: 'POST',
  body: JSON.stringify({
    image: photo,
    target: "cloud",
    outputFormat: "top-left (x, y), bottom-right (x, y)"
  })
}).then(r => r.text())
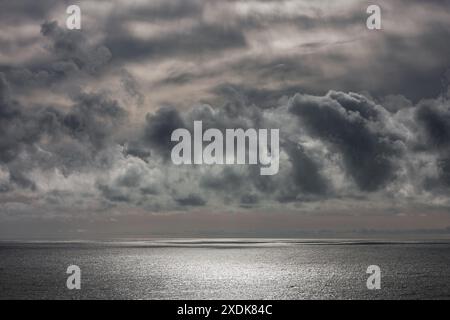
top-left (175, 193), bottom-right (206, 206)
top-left (415, 98), bottom-right (450, 189)
top-left (62, 92), bottom-right (127, 148)
top-left (2, 72), bottom-right (450, 216)
top-left (41, 20), bottom-right (112, 73)
top-left (0, 72), bottom-right (41, 165)
top-left (282, 141), bottom-right (329, 197)
top-left (289, 91), bottom-right (405, 191)
top-left (104, 22), bottom-right (247, 62)
top-left (1, 0), bottom-right (450, 237)
top-left (143, 106), bottom-right (185, 161)
top-left (0, 71), bottom-right (128, 192)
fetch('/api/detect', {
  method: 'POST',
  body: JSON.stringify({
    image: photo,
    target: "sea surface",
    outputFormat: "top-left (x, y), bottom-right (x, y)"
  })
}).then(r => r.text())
top-left (0, 239), bottom-right (449, 300)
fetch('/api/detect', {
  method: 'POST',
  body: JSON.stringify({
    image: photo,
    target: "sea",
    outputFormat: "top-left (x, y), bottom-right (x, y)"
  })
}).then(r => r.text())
top-left (0, 239), bottom-right (449, 300)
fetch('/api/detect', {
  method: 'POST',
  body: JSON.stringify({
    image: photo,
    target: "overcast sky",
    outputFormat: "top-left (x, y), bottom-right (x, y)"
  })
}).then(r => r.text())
top-left (1, 0), bottom-right (450, 239)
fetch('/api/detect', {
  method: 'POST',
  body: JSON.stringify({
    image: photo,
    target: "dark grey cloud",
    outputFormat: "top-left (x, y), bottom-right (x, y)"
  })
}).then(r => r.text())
top-left (63, 92), bottom-right (127, 148)
top-left (0, 73), bottom-right (42, 165)
top-left (415, 99), bottom-right (450, 189)
top-left (212, 82), bottom-right (307, 110)
top-left (143, 106), bottom-right (185, 161)
top-left (97, 183), bottom-right (131, 203)
top-left (3, 0), bottom-right (450, 102)
top-left (124, 0), bottom-right (203, 21)
top-left (289, 91), bottom-right (404, 191)
top-left (240, 193), bottom-right (259, 207)
top-left (175, 194), bottom-right (206, 206)
top-left (41, 20), bottom-right (112, 74)
top-left (0, 70), bottom-right (128, 193)
top-left (416, 100), bottom-right (450, 149)
top-left (120, 69), bottom-right (144, 106)
top-left (104, 23), bottom-right (247, 62)
top-left (200, 167), bottom-right (245, 194)
top-left (91, 86), bottom-right (450, 213)
top-left (0, 20), bottom-right (114, 101)
top-left (282, 141), bottom-right (329, 197)
top-left (0, 0), bottom-right (61, 22)
top-left (375, 27), bottom-right (450, 101)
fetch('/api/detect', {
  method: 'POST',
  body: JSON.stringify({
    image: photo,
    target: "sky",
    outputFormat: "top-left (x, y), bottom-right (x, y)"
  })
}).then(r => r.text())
top-left (1, 0), bottom-right (450, 239)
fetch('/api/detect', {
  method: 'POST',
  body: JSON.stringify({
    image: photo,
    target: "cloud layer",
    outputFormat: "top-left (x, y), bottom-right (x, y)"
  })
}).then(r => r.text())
top-left (1, 0), bottom-right (450, 237)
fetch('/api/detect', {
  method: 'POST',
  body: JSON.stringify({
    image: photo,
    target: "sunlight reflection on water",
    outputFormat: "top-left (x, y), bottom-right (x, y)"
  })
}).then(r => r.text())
top-left (1, 239), bottom-right (449, 299)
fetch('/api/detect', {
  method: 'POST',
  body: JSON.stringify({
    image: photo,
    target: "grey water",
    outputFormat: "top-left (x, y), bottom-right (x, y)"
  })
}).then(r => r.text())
top-left (0, 239), bottom-right (449, 300)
